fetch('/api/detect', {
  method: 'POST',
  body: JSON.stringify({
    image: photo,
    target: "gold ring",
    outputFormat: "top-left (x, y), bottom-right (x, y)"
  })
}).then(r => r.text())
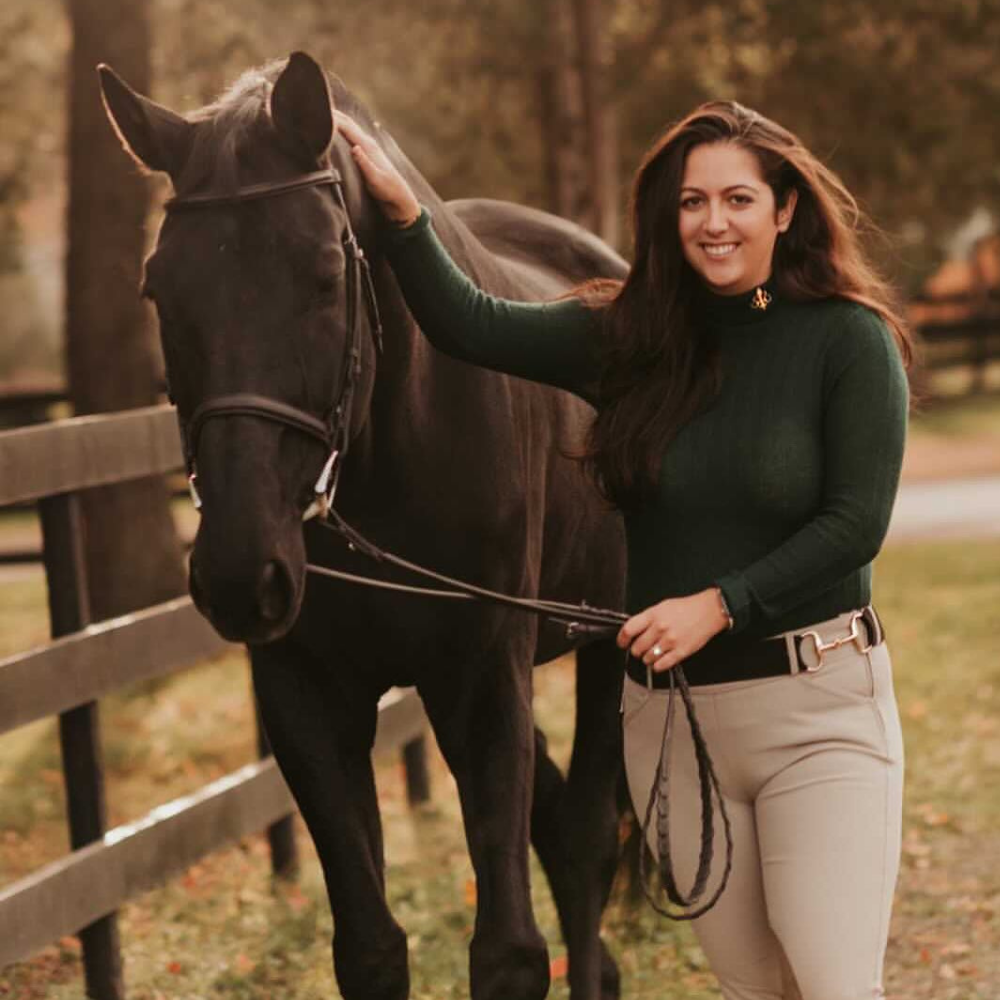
top-left (651, 645), bottom-right (663, 658)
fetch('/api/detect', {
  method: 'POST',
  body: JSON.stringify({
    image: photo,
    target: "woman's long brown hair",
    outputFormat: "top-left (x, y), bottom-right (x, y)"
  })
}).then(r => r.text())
top-left (582, 101), bottom-right (914, 509)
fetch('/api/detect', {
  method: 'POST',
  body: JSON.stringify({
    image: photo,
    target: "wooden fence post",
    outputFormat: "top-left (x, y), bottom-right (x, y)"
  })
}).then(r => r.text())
top-left (38, 492), bottom-right (125, 1000)
top-left (402, 737), bottom-right (431, 806)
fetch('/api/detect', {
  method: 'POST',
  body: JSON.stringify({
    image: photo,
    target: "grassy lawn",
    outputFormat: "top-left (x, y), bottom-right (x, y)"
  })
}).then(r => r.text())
top-left (1, 538), bottom-right (998, 998)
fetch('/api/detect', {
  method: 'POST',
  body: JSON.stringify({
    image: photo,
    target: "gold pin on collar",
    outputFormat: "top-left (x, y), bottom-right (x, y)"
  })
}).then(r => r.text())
top-left (751, 287), bottom-right (772, 311)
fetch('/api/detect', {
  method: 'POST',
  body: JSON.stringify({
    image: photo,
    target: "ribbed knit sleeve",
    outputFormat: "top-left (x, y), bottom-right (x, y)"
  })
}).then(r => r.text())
top-left (715, 307), bottom-right (908, 632)
top-left (385, 208), bottom-right (602, 403)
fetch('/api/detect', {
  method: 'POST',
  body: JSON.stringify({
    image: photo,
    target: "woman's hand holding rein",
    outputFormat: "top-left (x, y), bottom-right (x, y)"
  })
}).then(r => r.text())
top-left (334, 110), bottom-right (421, 228)
top-left (617, 588), bottom-right (733, 673)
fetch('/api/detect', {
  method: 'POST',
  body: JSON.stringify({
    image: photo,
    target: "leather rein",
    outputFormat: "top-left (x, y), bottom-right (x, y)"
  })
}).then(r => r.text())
top-left (164, 165), bottom-right (732, 920)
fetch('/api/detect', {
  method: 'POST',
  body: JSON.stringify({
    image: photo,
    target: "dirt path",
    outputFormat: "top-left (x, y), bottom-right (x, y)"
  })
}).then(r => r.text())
top-left (887, 475), bottom-right (1000, 541)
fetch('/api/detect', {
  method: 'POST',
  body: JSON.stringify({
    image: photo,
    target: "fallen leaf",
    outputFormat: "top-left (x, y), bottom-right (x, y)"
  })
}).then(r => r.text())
top-left (550, 955), bottom-right (568, 979)
top-left (940, 942), bottom-right (972, 956)
top-left (167, 960), bottom-right (182, 974)
top-left (464, 879), bottom-right (477, 907)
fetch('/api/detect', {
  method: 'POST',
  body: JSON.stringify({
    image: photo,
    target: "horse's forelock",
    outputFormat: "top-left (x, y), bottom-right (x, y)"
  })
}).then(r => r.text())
top-left (173, 59), bottom-right (385, 198)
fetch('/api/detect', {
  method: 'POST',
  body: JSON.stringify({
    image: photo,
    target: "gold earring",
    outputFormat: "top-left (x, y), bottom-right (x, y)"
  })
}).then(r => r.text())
top-left (751, 287), bottom-right (772, 311)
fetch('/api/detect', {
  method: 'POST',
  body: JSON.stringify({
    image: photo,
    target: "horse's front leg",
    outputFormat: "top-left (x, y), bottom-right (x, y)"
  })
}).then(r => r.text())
top-left (422, 648), bottom-right (550, 1000)
top-left (251, 641), bottom-right (409, 1000)
top-left (531, 640), bottom-right (624, 1000)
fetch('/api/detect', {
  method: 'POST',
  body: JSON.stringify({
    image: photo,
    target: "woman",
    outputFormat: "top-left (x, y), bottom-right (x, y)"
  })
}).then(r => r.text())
top-left (337, 101), bottom-right (910, 1000)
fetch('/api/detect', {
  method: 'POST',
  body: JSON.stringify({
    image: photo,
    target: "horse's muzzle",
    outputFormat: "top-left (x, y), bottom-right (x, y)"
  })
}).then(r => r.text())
top-left (189, 555), bottom-right (299, 645)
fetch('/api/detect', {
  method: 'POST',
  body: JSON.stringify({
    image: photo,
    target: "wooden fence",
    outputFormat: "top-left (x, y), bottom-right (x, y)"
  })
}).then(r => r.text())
top-left (0, 404), bottom-right (430, 999)
top-left (909, 289), bottom-right (1000, 393)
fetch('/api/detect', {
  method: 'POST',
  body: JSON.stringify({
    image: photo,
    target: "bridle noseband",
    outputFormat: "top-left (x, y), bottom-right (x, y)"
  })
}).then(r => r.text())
top-left (164, 167), bottom-right (383, 521)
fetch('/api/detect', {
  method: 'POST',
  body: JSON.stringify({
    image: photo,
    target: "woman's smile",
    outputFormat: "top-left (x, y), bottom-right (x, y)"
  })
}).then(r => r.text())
top-left (701, 242), bottom-right (739, 259)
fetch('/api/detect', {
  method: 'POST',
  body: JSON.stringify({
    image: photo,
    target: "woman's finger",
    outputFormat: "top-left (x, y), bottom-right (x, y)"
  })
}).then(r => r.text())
top-left (616, 611), bottom-right (651, 648)
top-left (641, 635), bottom-right (675, 665)
top-left (350, 145), bottom-right (386, 186)
top-left (651, 647), bottom-right (683, 673)
top-left (333, 110), bottom-right (374, 149)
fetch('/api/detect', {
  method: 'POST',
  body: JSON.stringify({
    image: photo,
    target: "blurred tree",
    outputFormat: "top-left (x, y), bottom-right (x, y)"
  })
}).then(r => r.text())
top-left (538, 0), bottom-right (587, 222)
top-left (607, 0), bottom-right (1000, 288)
top-left (4, 0), bottom-right (999, 397)
top-left (572, 0), bottom-right (620, 245)
top-left (66, 0), bottom-right (186, 619)
top-left (0, 0), bottom-right (67, 381)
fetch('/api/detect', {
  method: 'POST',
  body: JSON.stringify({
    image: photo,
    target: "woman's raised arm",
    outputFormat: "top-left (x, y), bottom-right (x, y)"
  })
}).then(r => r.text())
top-left (336, 111), bottom-right (603, 402)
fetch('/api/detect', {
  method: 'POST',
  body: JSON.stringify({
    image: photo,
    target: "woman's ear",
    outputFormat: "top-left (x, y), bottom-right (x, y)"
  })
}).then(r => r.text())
top-left (776, 188), bottom-right (798, 233)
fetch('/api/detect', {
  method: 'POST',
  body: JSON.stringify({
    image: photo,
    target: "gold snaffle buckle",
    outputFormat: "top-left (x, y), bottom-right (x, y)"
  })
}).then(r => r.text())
top-left (799, 610), bottom-right (872, 672)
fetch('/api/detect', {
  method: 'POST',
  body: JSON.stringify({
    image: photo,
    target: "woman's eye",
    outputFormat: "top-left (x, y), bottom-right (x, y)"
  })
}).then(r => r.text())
top-left (730, 194), bottom-right (753, 206)
top-left (680, 196), bottom-right (702, 210)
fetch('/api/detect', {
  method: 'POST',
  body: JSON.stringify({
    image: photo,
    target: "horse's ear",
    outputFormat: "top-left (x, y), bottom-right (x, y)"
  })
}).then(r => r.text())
top-left (270, 52), bottom-right (335, 163)
top-left (98, 63), bottom-right (192, 176)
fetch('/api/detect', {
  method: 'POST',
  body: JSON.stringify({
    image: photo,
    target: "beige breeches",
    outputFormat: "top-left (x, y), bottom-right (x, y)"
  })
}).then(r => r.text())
top-left (623, 639), bottom-right (904, 1000)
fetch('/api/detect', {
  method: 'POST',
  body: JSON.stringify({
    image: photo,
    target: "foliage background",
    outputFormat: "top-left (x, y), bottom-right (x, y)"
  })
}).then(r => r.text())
top-left (2, 0), bottom-right (1000, 381)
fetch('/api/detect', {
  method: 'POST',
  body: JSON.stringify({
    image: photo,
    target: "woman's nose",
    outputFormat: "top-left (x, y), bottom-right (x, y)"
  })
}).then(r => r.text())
top-left (705, 202), bottom-right (728, 234)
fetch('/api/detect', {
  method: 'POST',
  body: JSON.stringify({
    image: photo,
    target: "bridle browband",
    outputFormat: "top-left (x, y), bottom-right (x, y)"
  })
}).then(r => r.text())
top-left (165, 166), bottom-right (383, 520)
top-left (163, 162), bottom-right (733, 921)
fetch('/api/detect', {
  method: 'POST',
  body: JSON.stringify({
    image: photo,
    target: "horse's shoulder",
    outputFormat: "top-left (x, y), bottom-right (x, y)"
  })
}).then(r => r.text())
top-left (446, 198), bottom-right (628, 286)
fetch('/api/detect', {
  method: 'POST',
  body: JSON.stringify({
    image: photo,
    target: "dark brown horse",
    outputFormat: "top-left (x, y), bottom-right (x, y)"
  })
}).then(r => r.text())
top-left (99, 52), bottom-right (627, 1000)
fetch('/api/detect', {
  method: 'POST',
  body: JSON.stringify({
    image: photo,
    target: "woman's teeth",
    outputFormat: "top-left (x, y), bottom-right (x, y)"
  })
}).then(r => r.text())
top-left (703, 243), bottom-right (738, 258)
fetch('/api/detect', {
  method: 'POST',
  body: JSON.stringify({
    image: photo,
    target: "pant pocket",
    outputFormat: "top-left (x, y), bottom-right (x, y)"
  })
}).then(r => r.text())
top-left (868, 644), bottom-right (905, 766)
top-left (797, 647), bottom-right (876, 705)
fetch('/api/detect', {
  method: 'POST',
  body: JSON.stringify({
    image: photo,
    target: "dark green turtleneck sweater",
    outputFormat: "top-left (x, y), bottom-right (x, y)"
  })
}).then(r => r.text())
top-left (387, 209), bottom-right (908, 670)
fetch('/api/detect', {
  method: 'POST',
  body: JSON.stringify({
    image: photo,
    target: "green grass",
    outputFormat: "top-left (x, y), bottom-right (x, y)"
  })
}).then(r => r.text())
top-left (1, 539), bottom-right (999, 998)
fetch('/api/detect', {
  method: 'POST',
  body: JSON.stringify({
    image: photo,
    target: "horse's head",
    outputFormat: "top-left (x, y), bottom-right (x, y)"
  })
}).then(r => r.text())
top-left (99, 53), bottom-right (382, 644)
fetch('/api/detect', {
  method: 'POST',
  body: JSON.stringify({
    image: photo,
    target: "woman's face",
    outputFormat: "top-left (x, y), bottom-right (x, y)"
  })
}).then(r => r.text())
top-left (677, 141), bottom-right (796, 296)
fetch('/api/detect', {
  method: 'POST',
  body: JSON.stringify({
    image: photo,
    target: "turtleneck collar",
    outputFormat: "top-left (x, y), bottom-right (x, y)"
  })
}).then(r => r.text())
top-left (694, 278), bottom-right (781, 327)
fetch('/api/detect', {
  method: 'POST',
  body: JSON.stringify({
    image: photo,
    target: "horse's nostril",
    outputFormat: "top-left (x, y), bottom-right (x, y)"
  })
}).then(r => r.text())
top-left (258, 560), bottom-right (292, 624)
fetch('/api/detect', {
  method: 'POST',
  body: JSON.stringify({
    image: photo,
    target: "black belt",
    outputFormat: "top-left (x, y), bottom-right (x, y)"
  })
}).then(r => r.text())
top-left (626, 606), bottom-right (886, 689)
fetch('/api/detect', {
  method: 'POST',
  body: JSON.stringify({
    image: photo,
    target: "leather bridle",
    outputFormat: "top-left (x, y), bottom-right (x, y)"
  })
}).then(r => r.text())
top-left (165, 167), bottom-right (383, 521)
top-left (162, 162), bottom-right (733, 921)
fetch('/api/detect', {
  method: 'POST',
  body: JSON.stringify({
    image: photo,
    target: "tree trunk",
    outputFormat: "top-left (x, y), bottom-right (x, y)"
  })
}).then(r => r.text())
top-left (539, 0), bottom-right (586, 223)
top-left (571, 0), bottom-right (620, 247)
top-left (66, 0), bottom-right (186, 621)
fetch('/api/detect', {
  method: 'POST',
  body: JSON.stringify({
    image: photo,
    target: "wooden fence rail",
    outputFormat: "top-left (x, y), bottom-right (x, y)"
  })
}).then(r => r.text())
top-left (0, 404), bottom-right (430, 999)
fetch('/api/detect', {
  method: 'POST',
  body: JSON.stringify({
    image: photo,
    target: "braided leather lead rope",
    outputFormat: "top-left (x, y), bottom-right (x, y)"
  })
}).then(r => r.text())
top-left (638, 667), bottom-right (735, 920)
top-left (310, 509), bottom-right (734, 920)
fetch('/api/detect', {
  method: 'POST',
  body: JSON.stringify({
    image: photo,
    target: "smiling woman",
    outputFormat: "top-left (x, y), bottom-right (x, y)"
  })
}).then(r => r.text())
top-left (340, 99), bottom-right (917, 999)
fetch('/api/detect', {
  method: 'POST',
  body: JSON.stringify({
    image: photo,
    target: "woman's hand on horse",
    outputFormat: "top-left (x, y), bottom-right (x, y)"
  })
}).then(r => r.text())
top-left (334, 111), bottom-right (421, 227)
top-left (616, 589), bottom-right (731, 672)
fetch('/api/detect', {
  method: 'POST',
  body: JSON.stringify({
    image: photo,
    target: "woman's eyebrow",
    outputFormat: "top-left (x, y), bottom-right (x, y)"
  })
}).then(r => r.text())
top-left (680, 183), bottom-right (761, 195)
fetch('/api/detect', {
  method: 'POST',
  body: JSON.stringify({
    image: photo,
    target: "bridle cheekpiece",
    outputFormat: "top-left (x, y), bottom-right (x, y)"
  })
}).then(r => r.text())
top-left (164, 166), bottom-right (383, 521)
